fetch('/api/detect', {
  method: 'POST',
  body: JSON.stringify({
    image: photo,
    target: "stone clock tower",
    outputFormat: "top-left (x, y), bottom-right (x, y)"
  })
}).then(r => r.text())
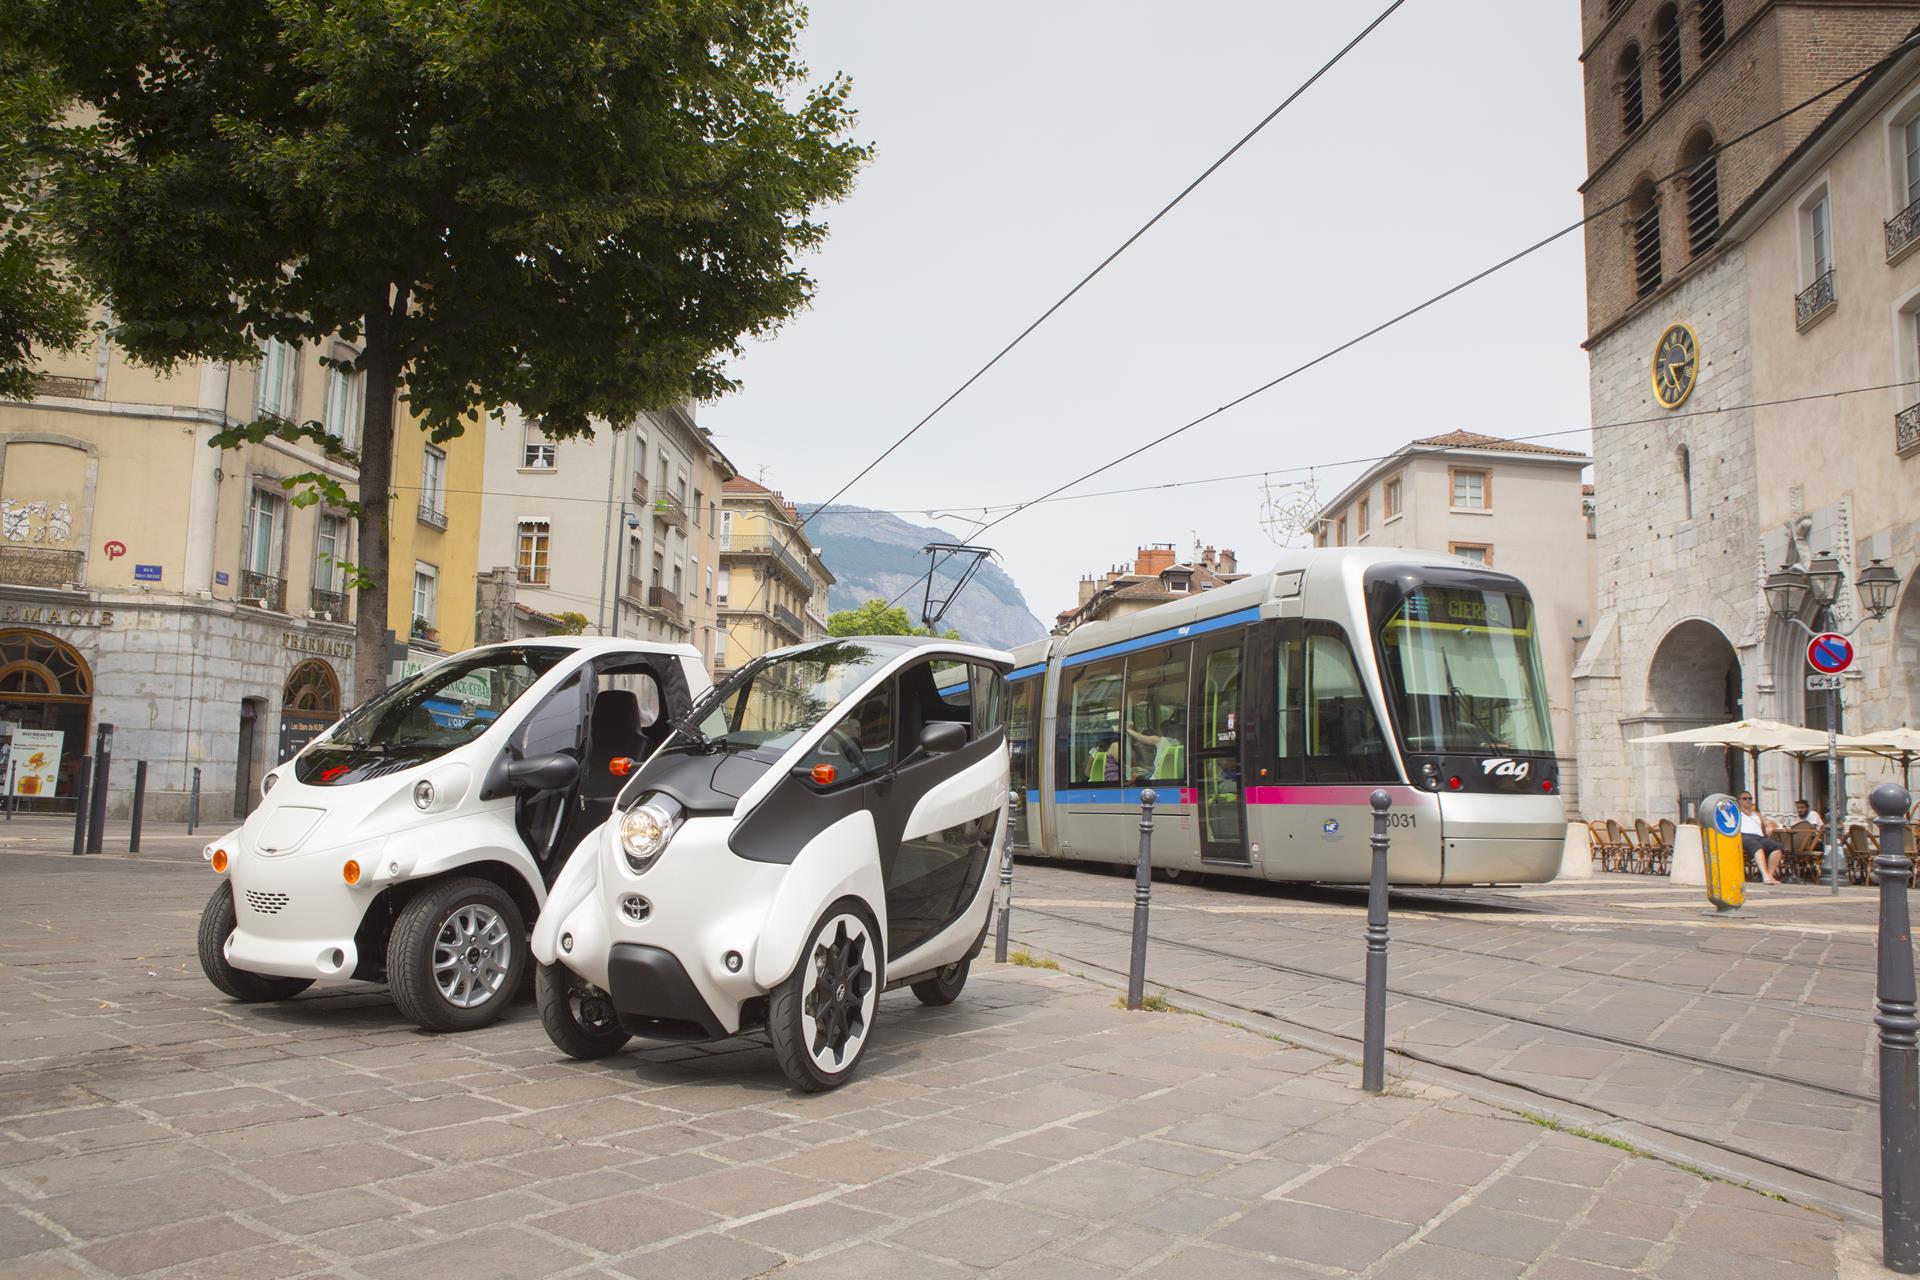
top-left (1573, 0), bottom-right (1920, 819)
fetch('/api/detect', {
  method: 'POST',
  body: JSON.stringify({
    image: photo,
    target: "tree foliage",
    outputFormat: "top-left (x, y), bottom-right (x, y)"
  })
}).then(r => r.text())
top-left (547, 611), bottom-right (590, 636)
top-left (827, 599), bottom-right (959, 639)
top-left (9, 0), bottom-right (867, 696)
top-left (0, 53), bottom-right (90, 401)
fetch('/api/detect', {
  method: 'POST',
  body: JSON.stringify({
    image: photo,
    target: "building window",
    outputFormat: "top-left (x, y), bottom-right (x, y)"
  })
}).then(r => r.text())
top-left (1697, 0), bottom-right (1725, 59)
top-left (419, 445), bottom-right (446, 524)
top-left (1450, 467), bottom-right (1489, 510)
top-left (1448, 543), bottom-right (1492, 565)
top-left (412, 565), bottom-right (438, 636)
top-left (1683, 130), bottom-right (1720, 256)
top-left (705, 565), bottom-right (714, 602)
top-left (1805, 186), bottom-right (1832, 281)
top-left (314, 512), bottom-right (347, 595)
top-left (1630, 180), bottom-right (1663, 298)
top-left (691, 489), bottom-right (703, 528)
top-left (245, 488), bottom-right (284, 577)
top-left (522, 422), bottom-right (555, 470)
top-left (516, 519), bottom-right (551, 585)
top-left (1384, 475), bottom-right (1403, 519)
top-left (322, 347), bottom-right (362, 448)
top-left (1335, 515), bottom-right (1347, 547)
top-left (1619, 44), bottom-right (1644, 136)
top-left (1357, 497), bottom-right (1370, 538)
top-left (1584, 496), bottom-right (1598, 539)
top-left (1653, 4), bottom-right (1682, 100)
top-left (674, 468), bottom-right (688, 503)
top-left (254, 339), bottom-right (297, 420)
top-left (717, 569), bottom-right (729, 605)
top-left (1904, 116), bottom-right (1920, 211)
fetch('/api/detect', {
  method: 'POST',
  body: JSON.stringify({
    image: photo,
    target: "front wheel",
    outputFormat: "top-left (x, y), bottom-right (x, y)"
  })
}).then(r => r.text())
top-left (387, 878), bottom-right (527, 1032)
top-left (536, 962), bottom-right (632, 1059)
top-left (196, 883), bottom-right (314, 1002)
top-left (768, 899), bottom-right (881, 1092)
top-left (910, 957), bottom-right (970, 1007)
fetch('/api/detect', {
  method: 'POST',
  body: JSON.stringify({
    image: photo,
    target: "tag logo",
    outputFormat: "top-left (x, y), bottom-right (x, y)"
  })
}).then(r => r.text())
top-left (1481, 758), bottom-right (1530, 781)
top-left (1320, 818), bottom-right (1340, 841)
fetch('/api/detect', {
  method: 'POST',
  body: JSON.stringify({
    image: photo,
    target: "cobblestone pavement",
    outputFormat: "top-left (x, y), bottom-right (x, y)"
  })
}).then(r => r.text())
top-left (0, 849), bottom-right (1890, 1278)
top-left (1006, 860), bottom-right (1909, 1221)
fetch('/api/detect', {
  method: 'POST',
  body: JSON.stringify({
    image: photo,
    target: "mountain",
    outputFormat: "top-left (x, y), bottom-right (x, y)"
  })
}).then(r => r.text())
top-left (800, 506), bottom-right (1049, 651)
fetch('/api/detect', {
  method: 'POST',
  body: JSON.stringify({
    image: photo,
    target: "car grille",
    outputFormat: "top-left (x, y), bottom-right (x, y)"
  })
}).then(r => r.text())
top-left (244, 890), bottom-right (291, 915)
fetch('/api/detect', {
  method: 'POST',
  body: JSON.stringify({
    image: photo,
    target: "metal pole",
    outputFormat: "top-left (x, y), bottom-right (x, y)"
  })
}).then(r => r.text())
top-left (69, 755), bottom-right (91, 856)
top-left (610, 503), bottom-right (627, 640)
top-left (128, 761), bottom-right (147, 854)
top-left (1364, 788), bottom-right (1393, 1093)
top-left (1126, 788), bottom-right (1156, 1011)
top-left (1871, 782), bottom-right (1920, 1272)
top-left (187, 766), bottom-right (201, 836)
top-left (1829, 686), bottom-right (1843, 895)
top-left (995, 789), bottom-right (1015, 964)
top-left (85, 724), bottom-right (112, 856)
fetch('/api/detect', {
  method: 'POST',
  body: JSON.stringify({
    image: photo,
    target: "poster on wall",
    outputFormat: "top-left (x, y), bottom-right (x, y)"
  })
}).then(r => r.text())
top-left (10, 729), bottom-right (63, 797)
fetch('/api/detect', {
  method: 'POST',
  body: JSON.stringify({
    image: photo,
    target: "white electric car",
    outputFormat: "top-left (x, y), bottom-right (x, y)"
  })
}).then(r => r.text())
top-left (533, 636), bottom-right (1012, 1091)
top-left (197, 638), bottom-right (710, 1032)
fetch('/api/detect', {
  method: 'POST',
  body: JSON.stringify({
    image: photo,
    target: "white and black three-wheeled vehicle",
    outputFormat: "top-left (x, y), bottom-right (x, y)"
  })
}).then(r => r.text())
top-left (532, 636), bottom-right (1013, 1090)
top-left (197, 638), bottom-right (711, 1031)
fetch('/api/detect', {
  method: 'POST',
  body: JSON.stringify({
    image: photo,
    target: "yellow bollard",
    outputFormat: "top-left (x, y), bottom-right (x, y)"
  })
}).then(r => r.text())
top-left (1698, 793), bottom-right (1746, 914)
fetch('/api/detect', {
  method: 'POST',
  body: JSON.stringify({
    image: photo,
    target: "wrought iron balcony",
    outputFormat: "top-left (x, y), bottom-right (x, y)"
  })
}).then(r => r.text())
top-left (0, 546), bottom-right (82, 588)
top-left (1898, 403), bottom-right (1920, 459)
top-left (309, 587), bottom-right (347, 620)
top-left (722, 538), bottom-right (813, 591)
top-left (31, 374), bottom-right (96, 400)
top-left (417, 501), bottom-right (448, 531)
top-left (1795, 268), bottom-right (1836, 330)
top-left (651, 493), bottom-right (689, 534)
top-left (647, 585), bottom-right (684, 619)
top-left (772, 604), bottom-right (804, 637)
top-left (1890, 196), bottom-right (1920, 262)
top-left (624, 575), bottom-right (646, 604)
top-left (240, 570), bottom-right (286, 611)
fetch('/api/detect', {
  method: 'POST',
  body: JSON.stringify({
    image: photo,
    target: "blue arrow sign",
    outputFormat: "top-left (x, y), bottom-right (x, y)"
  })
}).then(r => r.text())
top-left (1713, 799), bottom-right (1740, 836)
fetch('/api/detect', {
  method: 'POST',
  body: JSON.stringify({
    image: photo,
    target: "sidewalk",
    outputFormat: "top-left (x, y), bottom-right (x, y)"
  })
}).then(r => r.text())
top-left (0, 850), bottom-right (1882, 1277)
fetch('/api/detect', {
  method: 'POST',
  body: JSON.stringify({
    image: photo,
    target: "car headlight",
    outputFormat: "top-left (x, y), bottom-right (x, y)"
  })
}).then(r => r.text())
top-left (413, 779), bottom-right (435, 811)
top-left (619, 794), bottom-right (682, 873)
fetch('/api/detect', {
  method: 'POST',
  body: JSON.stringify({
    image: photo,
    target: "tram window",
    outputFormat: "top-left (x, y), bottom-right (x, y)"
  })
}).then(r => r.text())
top-left (1062, 658), bottom-right (1125, 785)
top-left (1122, 644), bottom-right (1188, 783)
top-left (931, 660), bottom-right (971, 717)
top-left (1303, 632), bottom-right (1394, 783)
top-left (969, 664), bottom-right (1006, 738)
top-left (1008, 678), bottom-right (1036, 791)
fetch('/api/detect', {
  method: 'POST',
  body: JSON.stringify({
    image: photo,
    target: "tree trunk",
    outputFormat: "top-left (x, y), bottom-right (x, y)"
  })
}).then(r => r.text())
top-left (352, 313), bottom-right (398, 704)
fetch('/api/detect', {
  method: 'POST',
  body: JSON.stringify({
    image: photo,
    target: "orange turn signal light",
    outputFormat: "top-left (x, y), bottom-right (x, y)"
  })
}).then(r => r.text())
top-left (811, 763), bottom-right (837, 786)
top-left (342, 859), bottom-right (361, 886)
top-left (210, 848), bottom-right (228, 874)
top-left (609, 756), bottom-right (635, 777)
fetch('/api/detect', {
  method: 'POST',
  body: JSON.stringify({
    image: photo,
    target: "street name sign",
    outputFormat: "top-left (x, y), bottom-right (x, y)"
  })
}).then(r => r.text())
top-left (1807, 632), bottom-right (1854, 674)
top-left (1807, 673), bottom-right (1843, 691)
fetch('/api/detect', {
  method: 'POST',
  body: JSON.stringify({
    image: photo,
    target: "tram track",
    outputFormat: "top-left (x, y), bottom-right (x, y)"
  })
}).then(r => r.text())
top-left (1015, 904), bottom-right (1883, 1202)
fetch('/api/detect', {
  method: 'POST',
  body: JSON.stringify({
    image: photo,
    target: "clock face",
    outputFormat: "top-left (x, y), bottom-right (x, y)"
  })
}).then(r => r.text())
top-left (1652, 323), bottom-right (1698, 409)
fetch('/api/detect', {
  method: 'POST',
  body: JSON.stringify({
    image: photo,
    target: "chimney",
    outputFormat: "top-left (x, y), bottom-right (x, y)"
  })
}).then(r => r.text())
top-left (1218, 548), bottom-right (1237, 574)
top-left (1201, 544), bottom-right (1216, 570)
top-left (1134, 544), bottom-right (1176, 576)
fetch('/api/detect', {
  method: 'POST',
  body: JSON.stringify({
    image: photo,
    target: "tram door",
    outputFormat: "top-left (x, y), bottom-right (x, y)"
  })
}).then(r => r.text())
top-left (1192, 637), bottom-right (1248, 864)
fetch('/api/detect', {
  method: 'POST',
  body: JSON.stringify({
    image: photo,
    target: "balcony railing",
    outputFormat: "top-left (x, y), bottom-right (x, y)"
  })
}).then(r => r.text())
top-left (1795, 268), bottom-right (1836, 330)
top-left (31, 374), bottom-right (97, 400)
top-left (0, 546), bottom-right (82, 589)
top-left (722, 538), bottom-right (813, 590)
top-left (631, 475), bottom-right (648, 505)
top-left (417, 501), bottom-right (448, 531)
top-left (310, 587), bottom-right (348, 620)
top-left (652, 493), bottom-right (689, 534)
top-left (1890, 196), bottom-right (1920, 262)
top-left (647, 585), bottom-right (684, 619)
top-left (240, 570), bottom-right (286, 611)
top-left (772, 604), bottom-right (804, 637)
top-left (1898, 403), bottom-right (1920, 459)
top-left (624, 575), bottom-right (646, 605)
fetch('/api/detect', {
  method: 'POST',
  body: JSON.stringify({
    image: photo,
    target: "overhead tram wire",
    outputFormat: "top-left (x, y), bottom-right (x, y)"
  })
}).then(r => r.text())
top-left (877, 33), bottom-right (1920, 611)
top-left (796, 0), bottom-right (1413, 533)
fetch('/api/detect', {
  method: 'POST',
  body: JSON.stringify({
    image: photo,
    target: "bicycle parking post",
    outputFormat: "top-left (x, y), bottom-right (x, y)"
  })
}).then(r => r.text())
top-left (1126, 788), bottom-right (1156, 1011)
top-left (995, 789), bottom-right (1015, 964)
top-left (85, 723), bottom-right (112, 855)
top-left (70, 755), bottom-right (91, 856)
top-left (1364, 788), bottom-right (1392, 1093)
top-left (1871, 782), bottom-right (1919, 1272)
top-left (129, 761), bottom-right (147, 854)
top-left (187, 767), bottom-right (200, 836)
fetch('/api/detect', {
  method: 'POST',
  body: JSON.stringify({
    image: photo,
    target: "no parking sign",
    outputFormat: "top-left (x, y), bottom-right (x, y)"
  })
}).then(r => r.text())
top-left (1807, 632), bottom-right (1854, 674)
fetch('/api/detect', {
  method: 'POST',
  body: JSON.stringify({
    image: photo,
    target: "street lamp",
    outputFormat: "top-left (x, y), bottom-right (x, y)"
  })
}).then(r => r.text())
top-left (1765, 551), bottom-right (1906, 895)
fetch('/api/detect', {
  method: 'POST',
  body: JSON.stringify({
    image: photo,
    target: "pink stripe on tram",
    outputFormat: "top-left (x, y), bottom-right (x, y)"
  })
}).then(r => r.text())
top-left (1244, 785), bottom-right (1428, 806)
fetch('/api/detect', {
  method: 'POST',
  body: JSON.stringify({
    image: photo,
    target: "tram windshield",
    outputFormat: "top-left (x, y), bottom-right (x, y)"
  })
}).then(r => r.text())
top-left (1375, 586), bottom-right (1552, 755)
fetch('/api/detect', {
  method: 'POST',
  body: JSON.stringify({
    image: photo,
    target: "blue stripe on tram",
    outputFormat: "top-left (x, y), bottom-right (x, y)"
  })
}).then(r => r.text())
top-left (1060, 606), bottom-right (1262, 669)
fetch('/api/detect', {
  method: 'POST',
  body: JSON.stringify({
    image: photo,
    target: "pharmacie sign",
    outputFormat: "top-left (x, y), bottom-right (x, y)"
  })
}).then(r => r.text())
top-left (0, 602), bottom-right (116, 628)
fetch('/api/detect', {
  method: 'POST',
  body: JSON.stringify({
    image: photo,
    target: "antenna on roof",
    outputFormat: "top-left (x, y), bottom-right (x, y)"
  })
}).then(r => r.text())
top-left (919, 542), bottom-right (995, 631)
top-left (1259, 469), bottom-right (1322, 547)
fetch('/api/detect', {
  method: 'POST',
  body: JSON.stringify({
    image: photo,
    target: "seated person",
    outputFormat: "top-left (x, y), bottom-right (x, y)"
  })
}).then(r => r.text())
top-left (1127, 710), bottom-right (1185, 781)
top-left (1737, 791), bottom-right (1785, 884)
top-left (1793, 798), bottom-right (1823, 830)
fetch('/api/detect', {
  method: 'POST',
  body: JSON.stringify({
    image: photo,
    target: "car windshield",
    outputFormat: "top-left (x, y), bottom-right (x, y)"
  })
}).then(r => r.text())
top-left (330, 647), bottom-right (568, 752)
top-left (677, 641), bottom-right (896, 756)
top-left (1375, 586), bottom-right (1553, 755)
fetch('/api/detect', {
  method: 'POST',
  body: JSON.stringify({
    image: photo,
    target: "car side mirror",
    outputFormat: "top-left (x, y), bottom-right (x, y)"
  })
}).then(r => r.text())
top-left (919, 721), bottom-right (968, 756)
top-left (506, 752), bottom-right (579, 791)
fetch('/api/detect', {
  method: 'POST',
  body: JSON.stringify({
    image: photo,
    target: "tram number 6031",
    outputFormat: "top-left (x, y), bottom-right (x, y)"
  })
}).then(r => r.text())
top-left (1385, 812), bottom-right (1417, 829)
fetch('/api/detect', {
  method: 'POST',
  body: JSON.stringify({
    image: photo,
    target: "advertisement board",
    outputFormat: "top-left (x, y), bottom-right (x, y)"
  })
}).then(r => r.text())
top-left (10, 729), bottom-right (63, 798)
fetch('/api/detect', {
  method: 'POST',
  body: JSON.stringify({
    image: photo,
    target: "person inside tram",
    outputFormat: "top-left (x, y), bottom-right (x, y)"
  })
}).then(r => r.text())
top-left (1087, 734), bottom-right (1121, 783)
top-left (1127, 708), bottom-right (1185, 782)
top-left (1737, 791), bottom-right (1786, 885)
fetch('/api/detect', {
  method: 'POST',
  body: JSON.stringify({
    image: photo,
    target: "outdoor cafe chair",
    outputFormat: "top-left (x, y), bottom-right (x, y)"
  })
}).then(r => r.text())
top-left (1607, 819), bottom-right (1643, 873)
top-left (1635, 818), bottom-right (1671, 875)
top-left (1785, 822), bottom-right (1821, 881)
top-left (1845, 824), bottom-right (1875, 884)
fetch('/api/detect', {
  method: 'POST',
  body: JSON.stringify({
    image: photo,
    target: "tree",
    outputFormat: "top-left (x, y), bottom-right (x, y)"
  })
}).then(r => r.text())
top-left (0, 53), bottom-right (89, 401)
top-left (827, 599), bottom-right (960, 639)
top-left (547, 611), bottom-right (590, 637)
top-left (10, 0), bottom-right (866, 699)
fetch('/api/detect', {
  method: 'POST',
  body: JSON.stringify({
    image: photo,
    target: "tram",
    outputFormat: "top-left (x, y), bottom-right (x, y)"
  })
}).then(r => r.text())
top-left (1007, 548), bottom-right (1564, 884)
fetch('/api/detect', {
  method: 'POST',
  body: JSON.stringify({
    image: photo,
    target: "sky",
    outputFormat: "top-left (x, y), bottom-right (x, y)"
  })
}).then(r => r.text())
top-left (701, 1), bottom-right (1594, 625)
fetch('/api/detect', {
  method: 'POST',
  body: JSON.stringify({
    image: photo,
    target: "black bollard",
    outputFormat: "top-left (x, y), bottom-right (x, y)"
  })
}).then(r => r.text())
top-left (70, 755), bottom-right (91, 855)
top-left (187, 766), bottom-right (201, 836)
top-left (1872, 783), bottom-right (1920, 1272)
top-left (1126, 788), bottom-right (1156, 1011)
top-left (129, 761), bottom-right (148, 854)
top-left (1363, 789), bottom-right (1393, 1093)
top-left (996, 789), bottom-right (1015, 964)
top-left (85, 723), bottom-right (112, 855)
